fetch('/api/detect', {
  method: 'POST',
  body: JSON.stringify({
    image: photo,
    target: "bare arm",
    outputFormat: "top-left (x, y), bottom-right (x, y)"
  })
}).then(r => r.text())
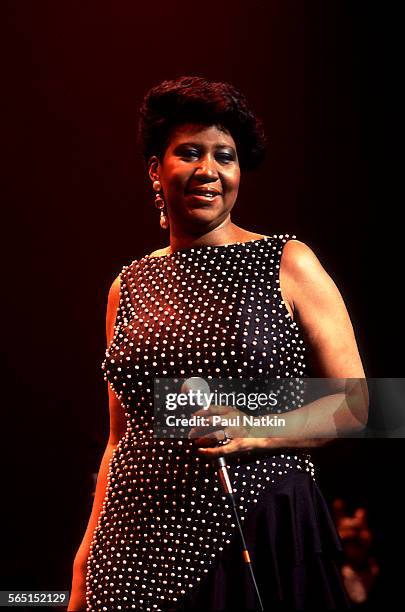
top-left (268, 239), bottom-right (368, 444)
top-left (194, 240), bottom-right (369, 458)
top-left (280, 240), bottom-right (366, 379)
top-left (68, 275), bottom-right (127, 611)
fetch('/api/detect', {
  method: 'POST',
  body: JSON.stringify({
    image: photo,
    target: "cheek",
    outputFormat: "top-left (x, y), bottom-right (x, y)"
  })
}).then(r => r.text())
top-left (226, 170), bottom-right (240, 192)
top-left (164, 168), bottom-right (189, 192)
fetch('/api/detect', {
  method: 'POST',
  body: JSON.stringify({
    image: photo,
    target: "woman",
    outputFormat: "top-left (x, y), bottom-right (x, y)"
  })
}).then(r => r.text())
top-left (68, 76), bottom-right (367, 611)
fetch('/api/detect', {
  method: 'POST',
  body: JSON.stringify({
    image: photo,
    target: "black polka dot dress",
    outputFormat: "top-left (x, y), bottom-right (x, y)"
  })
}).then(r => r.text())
top-left (86, 235), bottom-right (350, 611)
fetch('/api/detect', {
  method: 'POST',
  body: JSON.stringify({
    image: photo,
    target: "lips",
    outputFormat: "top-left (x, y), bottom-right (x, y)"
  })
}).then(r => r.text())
top-left (187, 188), bottom-right (222, 199)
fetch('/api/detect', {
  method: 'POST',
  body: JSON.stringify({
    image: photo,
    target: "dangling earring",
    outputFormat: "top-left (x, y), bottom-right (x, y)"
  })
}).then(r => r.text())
top-left (153, 180), bottom-right (169, 230)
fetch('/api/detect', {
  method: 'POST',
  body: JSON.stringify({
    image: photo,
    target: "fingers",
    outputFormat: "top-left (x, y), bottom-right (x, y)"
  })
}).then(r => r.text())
top-left (191, 430), bottom-right (227, 446)
top-left (196, 441), bottom-right (239, 457)
top-left (189, 411), bottom-right (244, 438)
top-left (196, 437), bottom-right (254, 458)
top-left (188, 414), bottom-right (230, 439)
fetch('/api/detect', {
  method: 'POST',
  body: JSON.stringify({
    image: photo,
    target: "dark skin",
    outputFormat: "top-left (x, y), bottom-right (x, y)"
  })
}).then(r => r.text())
top-left (148, 122), bottom-right (368, 457)
top-left (68, 122), bottom-right (368, 610)
top-left (148, 123), bottom-right (263, 252)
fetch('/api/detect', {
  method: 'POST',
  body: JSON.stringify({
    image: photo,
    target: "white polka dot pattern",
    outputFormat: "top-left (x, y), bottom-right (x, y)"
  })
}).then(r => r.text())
top-left (85, 235), bottom-right (315, 611)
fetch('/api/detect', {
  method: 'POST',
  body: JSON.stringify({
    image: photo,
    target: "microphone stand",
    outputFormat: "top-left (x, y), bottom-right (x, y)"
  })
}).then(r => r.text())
top-left (213, 450), bottom-right (265, 611)
top-left (181, 379), bottom-right (264, 609)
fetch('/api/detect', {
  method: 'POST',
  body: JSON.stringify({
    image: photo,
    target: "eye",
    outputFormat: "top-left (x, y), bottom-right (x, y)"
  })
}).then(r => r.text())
top-left (180, 148), bottom-right (199, 160)
top-left (216, 153), bottom-right (234, 163)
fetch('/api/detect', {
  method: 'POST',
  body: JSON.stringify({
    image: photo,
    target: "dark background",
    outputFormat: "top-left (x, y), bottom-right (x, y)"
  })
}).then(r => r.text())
top-left (3, 0), bottom-right (403, 607)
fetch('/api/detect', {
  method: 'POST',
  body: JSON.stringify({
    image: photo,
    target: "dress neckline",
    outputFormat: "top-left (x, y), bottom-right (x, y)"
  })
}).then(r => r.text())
top-left (145, 235), bottom-right (273, 260)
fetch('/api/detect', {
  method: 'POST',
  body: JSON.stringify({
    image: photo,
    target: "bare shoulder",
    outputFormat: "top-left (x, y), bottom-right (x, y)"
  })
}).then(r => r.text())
top-left (106, 274), bottom-right (121, 344)
top-left (279, 240), bottom-right (322, 317)
top-left (107, 274), bottom-right (121, 308)
top-left (280, 239), bottom-right (324, 281)
top-left (109, 273), bottom-right (121, 292)
top-left (280, 239), bottom-right (365, 378)
top-left (278, 237), bottom-right (352, 329)
top-left (149, 246), bottom-right (171, 258)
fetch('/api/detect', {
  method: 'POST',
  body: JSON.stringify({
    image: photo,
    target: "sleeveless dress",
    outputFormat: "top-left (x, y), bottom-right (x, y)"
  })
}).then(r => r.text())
top-left (85, 235), bottom-right (350, 611)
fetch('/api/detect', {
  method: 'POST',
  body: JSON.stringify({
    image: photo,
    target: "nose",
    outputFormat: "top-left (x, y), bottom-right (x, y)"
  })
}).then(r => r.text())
top-left (194, 153), bottom-right (219, 180)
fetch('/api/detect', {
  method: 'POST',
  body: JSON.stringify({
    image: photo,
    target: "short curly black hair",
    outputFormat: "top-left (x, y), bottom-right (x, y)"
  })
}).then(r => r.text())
top-left (137, 76), bottom-right (267, 172)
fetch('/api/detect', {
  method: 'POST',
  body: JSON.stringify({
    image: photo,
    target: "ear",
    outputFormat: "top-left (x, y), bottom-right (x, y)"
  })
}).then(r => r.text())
top-left (148, 156), bottom-right (160, 183)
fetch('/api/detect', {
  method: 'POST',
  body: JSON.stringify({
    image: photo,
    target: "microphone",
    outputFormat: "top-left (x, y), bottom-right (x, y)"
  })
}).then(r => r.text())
top-left (182, 377), bottom-right (233, 477)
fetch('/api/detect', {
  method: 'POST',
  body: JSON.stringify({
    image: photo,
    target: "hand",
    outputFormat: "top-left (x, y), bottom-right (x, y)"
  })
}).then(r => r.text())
top-left (188, 403), bottom-right (280, 458)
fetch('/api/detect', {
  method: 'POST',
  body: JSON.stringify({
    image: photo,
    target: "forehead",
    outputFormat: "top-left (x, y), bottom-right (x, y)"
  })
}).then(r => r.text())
top-left (167, 123), bottom-right (236, 148)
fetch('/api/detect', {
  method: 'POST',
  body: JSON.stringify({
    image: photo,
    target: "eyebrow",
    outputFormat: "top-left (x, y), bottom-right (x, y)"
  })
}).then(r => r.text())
top-left (175, 142), bottom-right (236, 151)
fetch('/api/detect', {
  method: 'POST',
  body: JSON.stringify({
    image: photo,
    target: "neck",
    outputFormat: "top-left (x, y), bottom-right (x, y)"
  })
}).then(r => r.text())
top-left (166, 219), bottom-right (248, 253)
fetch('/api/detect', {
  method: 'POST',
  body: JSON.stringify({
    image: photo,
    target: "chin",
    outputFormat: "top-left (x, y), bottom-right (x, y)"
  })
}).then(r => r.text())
top-left (185, 207), bottom-right (219, 220)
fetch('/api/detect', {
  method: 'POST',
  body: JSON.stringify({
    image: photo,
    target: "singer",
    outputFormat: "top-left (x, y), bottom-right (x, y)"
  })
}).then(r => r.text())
top-left (68, 76), bottom-right (366, 611)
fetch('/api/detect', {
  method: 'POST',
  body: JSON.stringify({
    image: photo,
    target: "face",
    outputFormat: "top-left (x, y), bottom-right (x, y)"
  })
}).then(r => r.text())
top-left (149, 123), bottom-right (240, 233)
